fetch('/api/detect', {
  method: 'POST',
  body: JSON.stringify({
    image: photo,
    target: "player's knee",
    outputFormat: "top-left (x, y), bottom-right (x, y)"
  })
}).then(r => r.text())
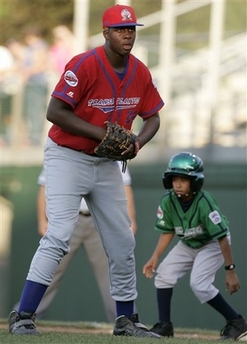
top-left (190, 277), bottom-right (200, 293)
top-left (41, 233), bottom-right (70, 257)
top-left (154, 273), bottom-right (175, 289)
top-left (190, 278), bottom-right (209, 302)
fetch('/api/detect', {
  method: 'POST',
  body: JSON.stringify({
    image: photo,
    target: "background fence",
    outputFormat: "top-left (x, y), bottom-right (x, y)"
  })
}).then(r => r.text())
top-left (1, 162), bottom-right (246, 330)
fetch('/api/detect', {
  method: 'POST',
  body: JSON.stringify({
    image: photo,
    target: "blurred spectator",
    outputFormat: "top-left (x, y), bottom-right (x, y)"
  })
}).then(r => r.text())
top-left (6, 39), bottom-right (26, 71)
top-left (21, 27), bottom-right (49, 146)
top-left (44, 25), bottom-right (75, 138)
top-left (0, 45), bottom-right (15, 145)
top-left (49, 25), bottom-right (75, 77)
top-left (0, 45), bottom-right (15, 82)
top-left (2, 27), bottom-right (74, 147)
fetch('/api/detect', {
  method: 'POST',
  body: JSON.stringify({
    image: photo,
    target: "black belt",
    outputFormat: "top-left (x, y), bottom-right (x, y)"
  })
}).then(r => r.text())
top-left (79, 211), bottom-right (91, 217)
top-left (59, 144), bottom-right (99, 156)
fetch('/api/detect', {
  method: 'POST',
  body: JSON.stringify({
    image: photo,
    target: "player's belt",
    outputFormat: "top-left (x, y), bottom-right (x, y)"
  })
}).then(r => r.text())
top-left (79, 210), bottom-right (91, 216)
top-left (58, 144), bottom-right (99, 157)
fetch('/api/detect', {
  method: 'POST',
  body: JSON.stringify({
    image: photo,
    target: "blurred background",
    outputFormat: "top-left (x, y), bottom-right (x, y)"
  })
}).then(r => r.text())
top-left (1, 0), bottom-right (246, 330)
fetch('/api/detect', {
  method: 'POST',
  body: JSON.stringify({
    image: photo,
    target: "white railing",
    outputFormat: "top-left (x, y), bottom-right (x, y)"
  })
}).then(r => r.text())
top-left (1, 0), bottom-right (246, 166)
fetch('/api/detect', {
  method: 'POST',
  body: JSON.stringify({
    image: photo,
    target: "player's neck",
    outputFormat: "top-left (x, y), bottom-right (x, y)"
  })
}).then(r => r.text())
top-left (178, 195), bottom-right (195, 213)
top-left (177, 193), bottom-right (194, 203)
top-left (104, 45), bottom-right (129, 71)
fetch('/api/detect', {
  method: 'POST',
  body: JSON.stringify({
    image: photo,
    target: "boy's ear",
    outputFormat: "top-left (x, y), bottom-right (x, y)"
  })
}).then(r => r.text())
top-left (103, 28), bottom-right (109, 39)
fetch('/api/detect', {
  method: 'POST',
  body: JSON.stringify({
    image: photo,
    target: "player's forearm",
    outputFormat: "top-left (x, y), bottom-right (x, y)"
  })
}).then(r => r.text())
top-left (38, 220), bottom-right (48, 236)
top-left (218, 236), bottom-right (235, 266)
top-left (46, 98), bottom-right (106, 140)
top-left (137, 113), bottom-right (160, 149)
top-left (152, 233), bottom-right (174, 259)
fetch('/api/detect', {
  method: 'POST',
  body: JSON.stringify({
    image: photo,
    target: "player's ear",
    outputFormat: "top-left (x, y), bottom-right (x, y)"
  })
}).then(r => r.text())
top-left (103, 28), bottom-right (109, 40)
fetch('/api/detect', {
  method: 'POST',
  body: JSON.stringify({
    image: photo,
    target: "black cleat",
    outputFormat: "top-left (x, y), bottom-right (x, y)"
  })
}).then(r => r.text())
top-left (150, 321), bottom-right (174, 337)
top-left (220, 315), bottom-right (247, 340)
top-left (130, 313), bottom-right (149, 331)
top-left (113, 315), bottom-right (161, 338)
top-left (9, 310), bottom-right (39, 335)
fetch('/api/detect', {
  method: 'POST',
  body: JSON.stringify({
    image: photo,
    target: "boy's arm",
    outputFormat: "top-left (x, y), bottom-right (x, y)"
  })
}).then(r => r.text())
top-left (143, 233), bottom-right (174, 278)
top-left (218, 236), bottom-right (241, 295)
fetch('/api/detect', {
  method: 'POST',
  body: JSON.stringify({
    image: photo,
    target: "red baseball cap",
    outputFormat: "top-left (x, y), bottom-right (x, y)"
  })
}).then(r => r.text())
top-left (102, 4), bottom-right (144, 28)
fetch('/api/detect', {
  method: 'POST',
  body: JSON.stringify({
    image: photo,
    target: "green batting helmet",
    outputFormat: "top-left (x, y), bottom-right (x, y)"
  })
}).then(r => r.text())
top-left (163, 152), bottom-right (204, 192)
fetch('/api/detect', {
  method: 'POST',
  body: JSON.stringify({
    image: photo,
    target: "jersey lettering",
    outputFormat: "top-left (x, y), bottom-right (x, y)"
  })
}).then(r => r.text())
top-left (175, 225), bottom-right (204, 240)
top-left (88, 98), bottom-right (114, 114)
top-left (88, 98), bottom-right (114, 106)
top-left (87, 97), bottom-right (140, 115)
top-left (117, 97), bottom-right (140, 105)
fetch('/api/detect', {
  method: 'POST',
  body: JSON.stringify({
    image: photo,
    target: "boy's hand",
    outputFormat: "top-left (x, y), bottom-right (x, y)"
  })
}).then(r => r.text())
top-left (143, 257), bottom-right (158, 278)
top-left (225, 271), bottom-right (240, 295)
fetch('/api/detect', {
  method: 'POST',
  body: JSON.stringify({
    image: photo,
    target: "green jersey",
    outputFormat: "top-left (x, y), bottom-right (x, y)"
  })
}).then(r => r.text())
top-left (155, 190), bottom-right (229, 249)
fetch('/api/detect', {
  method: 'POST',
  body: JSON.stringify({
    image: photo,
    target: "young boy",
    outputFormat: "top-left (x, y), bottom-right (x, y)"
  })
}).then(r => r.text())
top-left (143, 152), bottom-right (247, 340)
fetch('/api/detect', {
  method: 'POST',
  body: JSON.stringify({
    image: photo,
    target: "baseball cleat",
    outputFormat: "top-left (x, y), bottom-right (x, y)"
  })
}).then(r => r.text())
top-left (220, 315), bottom-right (247, 340)
top-left (9, 310), bottom-right (39, 335)
top-left (150, 321), bottom-right (174, 337)
top-left (113, 315), bottom-right (161, 338)
top-left (130, 313), bottom-right (149, 331)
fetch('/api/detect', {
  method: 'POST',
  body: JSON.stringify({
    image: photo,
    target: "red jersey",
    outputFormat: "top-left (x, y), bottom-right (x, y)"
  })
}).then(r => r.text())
top-left (48, 46), bottom-right (164, 153)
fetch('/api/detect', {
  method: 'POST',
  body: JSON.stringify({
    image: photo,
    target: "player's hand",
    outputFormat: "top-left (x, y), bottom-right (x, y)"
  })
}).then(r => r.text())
top-left (121, 140), bottom-right (139, 159)
top-left (225, 271), bottom-right (241, 295)
top-left (130, 221), bottom-right (137, 235)
top-left (143, 257), bottom-right (158, 278)
top-left (38, 221), bottom-right (48, 236)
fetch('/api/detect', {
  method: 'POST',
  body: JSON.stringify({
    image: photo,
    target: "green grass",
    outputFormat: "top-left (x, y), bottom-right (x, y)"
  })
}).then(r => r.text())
top-left (0, 319), bottom-right (237, 344)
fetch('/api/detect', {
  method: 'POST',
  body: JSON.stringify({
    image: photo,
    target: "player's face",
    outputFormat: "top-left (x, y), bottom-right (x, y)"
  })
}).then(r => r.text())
top-left (172, 176), bottom-right (192, 199)
top-left (104, 26), bottom-right (136, 56)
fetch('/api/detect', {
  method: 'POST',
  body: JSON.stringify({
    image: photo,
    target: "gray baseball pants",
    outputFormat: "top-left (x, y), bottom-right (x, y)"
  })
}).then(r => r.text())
top-left (26, 138), bottom-right (137, 303)
top-left (155, 240), bottom-right (224, 303)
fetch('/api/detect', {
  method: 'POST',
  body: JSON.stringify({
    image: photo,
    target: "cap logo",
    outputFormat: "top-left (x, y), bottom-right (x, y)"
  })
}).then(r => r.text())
top-left (102, 5), bottom-right (144, 28)
top-left (121, 9), bottom-right (133, 22)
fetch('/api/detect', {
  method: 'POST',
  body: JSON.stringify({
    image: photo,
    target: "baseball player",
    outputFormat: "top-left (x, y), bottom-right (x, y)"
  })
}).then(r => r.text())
top-left (9, 4), bottom-right (164, 338)
top-left (13, 161), bottom-right (136, 323)
top-left (143, 152), bottom-right (247, 340)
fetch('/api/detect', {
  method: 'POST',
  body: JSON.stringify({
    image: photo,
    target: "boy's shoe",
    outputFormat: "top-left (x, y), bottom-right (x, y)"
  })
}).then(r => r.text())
top-left (220, 315), bottom-right (247, 340)
top-left (130, 313), bottom-right (149, 331)
top-left (150, 321), bottom-right (174, 337)
top-left (113, 315), bottom-right (161, 338)
top-left (9, 310), bottom-right (39, 335)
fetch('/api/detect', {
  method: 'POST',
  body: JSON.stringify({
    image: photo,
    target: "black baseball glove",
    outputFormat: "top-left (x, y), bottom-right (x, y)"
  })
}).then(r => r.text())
top-left (94, 122), bottom-right (138, 171)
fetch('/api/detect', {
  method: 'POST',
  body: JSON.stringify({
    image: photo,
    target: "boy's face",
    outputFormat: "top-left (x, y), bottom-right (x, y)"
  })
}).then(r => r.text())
top-left (172, 176), bottom-right (192, 200)
top-left (103, 26), bottom-right (136, 56)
